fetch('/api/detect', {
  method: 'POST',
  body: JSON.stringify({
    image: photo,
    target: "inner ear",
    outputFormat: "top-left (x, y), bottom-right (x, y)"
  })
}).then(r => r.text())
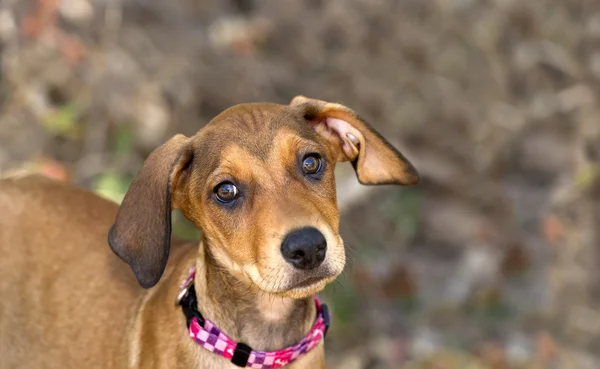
top-left (303, 115), bottom-right (362, 163)
top-left (324, 117), bottom-right (363, 162)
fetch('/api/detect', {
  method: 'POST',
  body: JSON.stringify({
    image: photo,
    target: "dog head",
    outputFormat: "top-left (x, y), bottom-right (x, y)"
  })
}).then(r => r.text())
top-left (108, 96), bottom-right (419, 298)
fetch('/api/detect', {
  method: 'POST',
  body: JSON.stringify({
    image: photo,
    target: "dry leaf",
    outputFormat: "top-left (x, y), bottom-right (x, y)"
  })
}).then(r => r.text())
top-left (500, 242), bottom-right (531, 276)
top-left (536, 331), bottom-right (557, 363)
top-left (542, 214), bottom-right (563, 244)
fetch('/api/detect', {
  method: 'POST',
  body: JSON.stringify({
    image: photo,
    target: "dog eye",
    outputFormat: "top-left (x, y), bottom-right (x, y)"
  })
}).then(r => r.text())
top-left (214, 182), bottom-right (239, 203)
top-left (301, 154), bottom-right (323, 175)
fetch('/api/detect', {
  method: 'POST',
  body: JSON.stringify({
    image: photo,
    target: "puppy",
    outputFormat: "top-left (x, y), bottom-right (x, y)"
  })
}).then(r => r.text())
top-left (0, 96), bottom-right (418, 369)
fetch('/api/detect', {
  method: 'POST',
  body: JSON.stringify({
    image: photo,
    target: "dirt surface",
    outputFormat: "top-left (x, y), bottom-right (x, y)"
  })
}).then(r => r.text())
top-left (1, 0), bottom-right (600, 368)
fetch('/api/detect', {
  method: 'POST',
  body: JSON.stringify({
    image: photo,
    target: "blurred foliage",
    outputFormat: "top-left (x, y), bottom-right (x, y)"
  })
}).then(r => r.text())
top-left (378, 187), bottom-right (422, 244)
top-left (41, 103), bottom-right (81, 138)
top-left (94, 171), bottom-right (129, 204)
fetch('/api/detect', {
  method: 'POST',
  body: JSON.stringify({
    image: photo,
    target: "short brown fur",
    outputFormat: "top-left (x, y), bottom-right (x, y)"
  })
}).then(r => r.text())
top-left (0, 97), bottom-right (418, 368)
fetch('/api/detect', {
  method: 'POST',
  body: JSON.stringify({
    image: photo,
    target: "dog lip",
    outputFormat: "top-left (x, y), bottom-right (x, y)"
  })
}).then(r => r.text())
top-left (293, 274), bottom-right (329, 288)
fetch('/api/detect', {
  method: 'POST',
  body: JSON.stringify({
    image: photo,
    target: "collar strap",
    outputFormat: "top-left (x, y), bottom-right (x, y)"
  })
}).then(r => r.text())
top-left (177, 266), bottom-right (330, 368)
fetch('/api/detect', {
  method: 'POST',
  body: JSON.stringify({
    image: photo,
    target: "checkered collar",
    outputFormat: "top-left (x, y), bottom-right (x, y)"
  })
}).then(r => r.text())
top-left (176, 266), bottom-right (331, 368)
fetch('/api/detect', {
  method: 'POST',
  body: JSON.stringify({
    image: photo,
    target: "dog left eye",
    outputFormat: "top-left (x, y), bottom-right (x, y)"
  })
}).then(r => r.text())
top-left (214, 182), bottom-right (239, 203)
top-left (301, 154), bottom-right (323, 175)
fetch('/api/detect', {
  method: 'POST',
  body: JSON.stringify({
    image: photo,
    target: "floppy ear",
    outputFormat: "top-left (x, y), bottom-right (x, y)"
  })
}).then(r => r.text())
top-left (290, 96), bottom-right (419, 185)
top-left (108, 134), bottom-right (193, 288)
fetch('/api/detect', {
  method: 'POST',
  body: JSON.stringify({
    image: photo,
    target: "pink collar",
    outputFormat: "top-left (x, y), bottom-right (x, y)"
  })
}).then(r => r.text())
top-left (176, 266), bottom-right (330, 368)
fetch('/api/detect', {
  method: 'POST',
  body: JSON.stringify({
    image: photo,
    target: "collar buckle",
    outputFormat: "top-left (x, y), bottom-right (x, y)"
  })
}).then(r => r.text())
top-left (175, 276), bottom-right (194, 307)
top-left (231, 342), bottom-right (252, 367)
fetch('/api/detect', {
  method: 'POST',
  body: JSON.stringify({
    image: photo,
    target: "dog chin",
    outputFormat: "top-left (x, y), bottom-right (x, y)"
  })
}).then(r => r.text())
top-left (274, 275), bottom-right (337, 299)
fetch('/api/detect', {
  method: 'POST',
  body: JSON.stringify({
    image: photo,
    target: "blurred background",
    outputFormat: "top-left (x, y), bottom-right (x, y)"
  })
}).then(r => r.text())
top-left (1, 0), bottom-right (600, 367)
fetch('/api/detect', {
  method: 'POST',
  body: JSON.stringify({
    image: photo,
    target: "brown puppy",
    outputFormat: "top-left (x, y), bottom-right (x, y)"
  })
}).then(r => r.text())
top-left (0, 96), bottom-right (418, 369)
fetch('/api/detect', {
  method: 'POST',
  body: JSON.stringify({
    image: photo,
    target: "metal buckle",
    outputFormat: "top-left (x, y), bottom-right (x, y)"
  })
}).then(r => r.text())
top-left (175, 277), bottom-right (194, 307)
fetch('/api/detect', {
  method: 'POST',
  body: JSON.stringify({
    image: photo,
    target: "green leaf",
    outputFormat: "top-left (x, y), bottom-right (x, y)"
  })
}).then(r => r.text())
top-left (112, 125), bottom-right (135, 157)
top-left (93, 172), bottom-right (130, 204)
top-left (574, 165), bottom-right (600, 189)
top-left (42, 103), bottom-right (80, 136)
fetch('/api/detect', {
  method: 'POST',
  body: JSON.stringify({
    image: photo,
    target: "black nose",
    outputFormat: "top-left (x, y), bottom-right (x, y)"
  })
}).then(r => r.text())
top-left (281, 227), bottom-right (327, 270)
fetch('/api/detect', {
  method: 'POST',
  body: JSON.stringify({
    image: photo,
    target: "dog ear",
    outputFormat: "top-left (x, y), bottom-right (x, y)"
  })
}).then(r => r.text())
top-left (108, 134), bottom-right (193, 288)
top-left (290, 96), bottom-right (419, 186)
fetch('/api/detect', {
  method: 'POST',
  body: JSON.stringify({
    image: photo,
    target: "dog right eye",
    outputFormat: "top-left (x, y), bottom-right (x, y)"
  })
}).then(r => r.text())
top-left (214, 182), bottom-right (240, 203)
top-left (300, 153), bottom-right (324, 180)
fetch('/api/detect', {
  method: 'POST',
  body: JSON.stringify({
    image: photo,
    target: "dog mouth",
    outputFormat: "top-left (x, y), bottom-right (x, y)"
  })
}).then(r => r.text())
top-left (244, 251), bottom-right (345, 296)
top-left (294, 275), bottom-right (327, 288)
top-left (289, 267), bottom-right (339, 290)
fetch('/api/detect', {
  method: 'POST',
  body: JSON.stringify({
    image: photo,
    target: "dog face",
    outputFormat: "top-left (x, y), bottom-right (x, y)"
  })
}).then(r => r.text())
top-left (108, 96), bottom-right (419, 298)
top-left (179, 105), bottom-right (345, 298)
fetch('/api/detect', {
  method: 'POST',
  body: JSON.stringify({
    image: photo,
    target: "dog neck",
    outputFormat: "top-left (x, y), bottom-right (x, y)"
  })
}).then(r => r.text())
top-left (191, 240), bottom-right (316, 352)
